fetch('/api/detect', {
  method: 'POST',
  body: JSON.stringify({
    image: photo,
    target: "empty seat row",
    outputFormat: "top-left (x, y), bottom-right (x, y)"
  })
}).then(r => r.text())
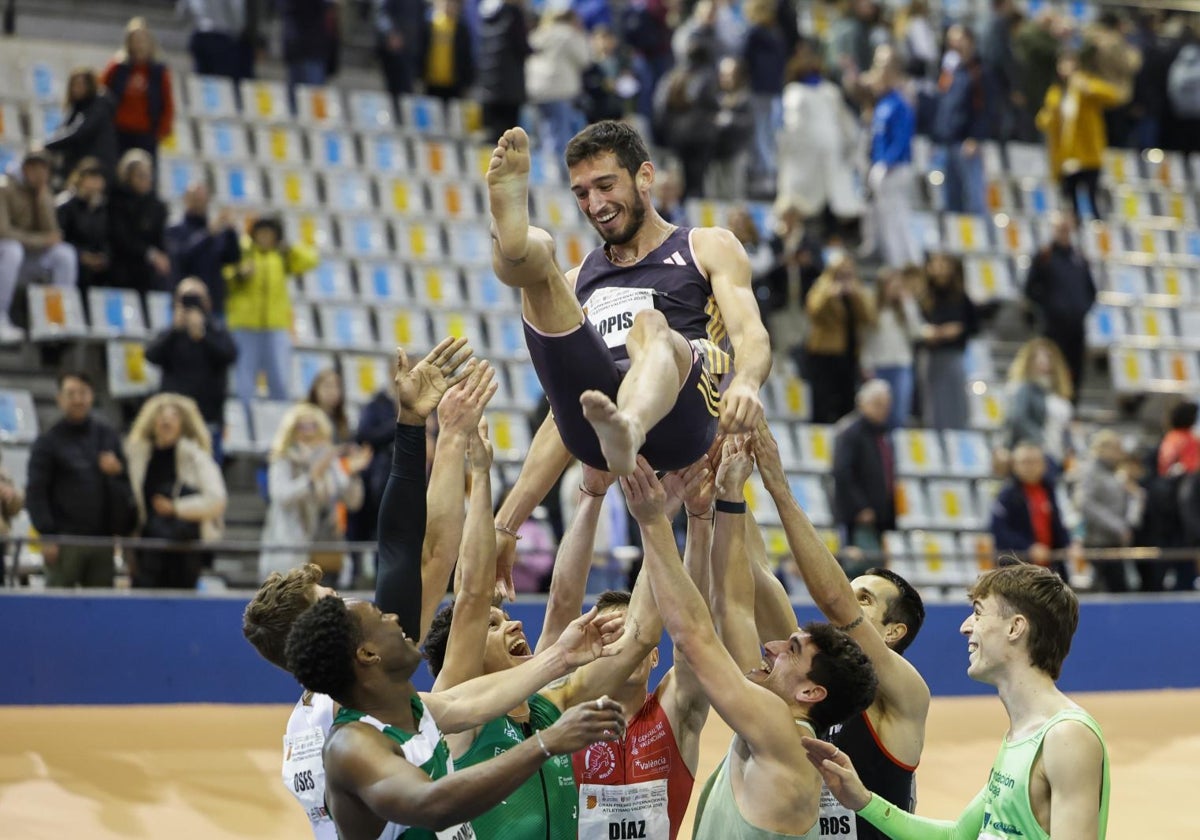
top-left (1108, 345), bottom-right (1200, 393)
top-left (1087, 303), bottom-right (1200, 349)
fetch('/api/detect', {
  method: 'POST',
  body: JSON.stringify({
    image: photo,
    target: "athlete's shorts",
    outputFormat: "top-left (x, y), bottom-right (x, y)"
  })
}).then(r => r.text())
top-left (525, 318), bottom-right (721, 471)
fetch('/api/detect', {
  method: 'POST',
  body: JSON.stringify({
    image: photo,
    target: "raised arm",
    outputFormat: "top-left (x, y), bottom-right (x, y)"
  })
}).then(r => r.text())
top-left (625, 458), bottom-right (805, 767)
top-left (694, 226), bottom-right (771, 433)
top-left (755, 423), bottom-right (930, 756)
top-left (747, 506), bottom-right (801, 644)
top-left (537, 465), bottom-right (615, 654)
top-left (493, 412), bottom-right (575, 598)
top-left (329, 698), bottom-right (626, 832)
top-left (707, 436), bottom-right (760, 672)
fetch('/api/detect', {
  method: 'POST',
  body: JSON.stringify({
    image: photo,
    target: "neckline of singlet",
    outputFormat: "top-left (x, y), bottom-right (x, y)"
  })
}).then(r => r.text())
top-left (795, 719), bottom-right (816, 735)
top-left (604, 224), bottom-right (680, 268)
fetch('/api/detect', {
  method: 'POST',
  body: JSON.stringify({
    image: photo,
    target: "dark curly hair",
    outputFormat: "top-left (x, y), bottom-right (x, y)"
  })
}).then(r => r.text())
top-left (803, 622), bottom-right (879, 732)
top-left (421, 601), bottom-right (456, 678)
top-left (564, 120), bottom-right (650, 180)
top-left (864, 567), bottom-right (926, 655)
top-left (285, 596), bottom-right (364, 704)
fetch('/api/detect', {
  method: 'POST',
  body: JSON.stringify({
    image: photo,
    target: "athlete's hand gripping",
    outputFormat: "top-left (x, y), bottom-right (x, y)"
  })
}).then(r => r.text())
top-left (548, 605), bottom-right (623, 670)
top-left (715, 435), bottom-right (754, 501)
top-left (801, 736), bottom-right (872, 812)
top-left (396, 337), bottom-right (476, 423)
top-left (619, 457), bottom-right (667, 524)
top-left (438, 360), bottom-right (498, 438)
top-left (719, 377), bottom-right (765, 435)
top-left (540, 696), bottom-right (627, 754)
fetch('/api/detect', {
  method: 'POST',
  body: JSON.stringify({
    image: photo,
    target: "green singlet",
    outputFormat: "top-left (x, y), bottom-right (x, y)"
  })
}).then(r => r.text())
top-left (453, 693), bottom-right (578, 840)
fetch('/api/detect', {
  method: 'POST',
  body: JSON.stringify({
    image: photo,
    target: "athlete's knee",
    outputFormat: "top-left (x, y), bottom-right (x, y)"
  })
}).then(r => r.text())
top-left (628, 308), bottom-right (670, 342)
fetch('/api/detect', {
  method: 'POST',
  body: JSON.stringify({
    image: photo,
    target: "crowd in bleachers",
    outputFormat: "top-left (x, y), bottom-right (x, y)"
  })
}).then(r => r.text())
top-left (0, 1), bottom-right (1198, 596)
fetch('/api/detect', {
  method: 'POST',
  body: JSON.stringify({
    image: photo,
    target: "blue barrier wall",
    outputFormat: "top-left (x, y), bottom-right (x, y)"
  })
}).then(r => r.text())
top-left (2, 593), bottom-right (1197, 705)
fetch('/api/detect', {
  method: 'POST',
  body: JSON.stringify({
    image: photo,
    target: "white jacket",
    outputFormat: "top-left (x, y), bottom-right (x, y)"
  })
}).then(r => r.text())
top-left (125, 436), bottom-right (227, 543)
top-left (777, 79), bottom-right (864, 218)
top-left (526, 22), bottom-right (591, 103)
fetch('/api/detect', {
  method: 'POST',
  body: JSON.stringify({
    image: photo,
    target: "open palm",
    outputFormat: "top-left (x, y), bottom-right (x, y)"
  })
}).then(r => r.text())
top-left (395, 337), bottom-right (474, 421)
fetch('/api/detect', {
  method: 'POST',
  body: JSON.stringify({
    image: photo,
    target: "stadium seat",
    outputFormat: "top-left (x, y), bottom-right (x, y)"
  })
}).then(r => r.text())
top-left (964, 337), bottom-right (996, 381)
top-left (1112, 187), bottom-right (1155, 223)
top-left (294, 85), bottom-right (343, 128)
top-left (908, 211), bottom-right (941, 254)
top-left (395, 221), bottom-right (445, 262)
top-left (411, 266), bottom-right (465, 307)
top-left (23, 60), bottom-right (61, 103)
top-left (1108, 346), bottom-right (1154, 392)
top-left (290, 302), bottom-right (319, 348)
top-left (445, 98), bottom-right (483, 137)
top-left (27, 285), bottom-right (86, 341)
top-left (1079, 222), bottom-right (1119, 259)
top-left (964, 255), bottom-right (1016, 302)
top-left (379, 175), bottom-right (423, 216)
top-left (1175, 307), bottom-right (1200, 345)
top-left (324, 171), bottom-right (374, 213)
top-left (908, 530), bottom-right (972, 586)
top-left (795, 424), bottom-right (834, 472)
top-left (1103, 148), bottom-right (1141, 186)
top-left (291, 350), bottom-right (337, 399)
top-left (222, 398), bottom-right (254, 455)
top-left (1145, 149), bottom-right (1188, 189)
top-left (340, 215), bottom-right (390, 258)
top-left (528, 151), bottom-right (563, 187)
top-left (1126, 225), bottom-right (1172, 257)
top-left (894, 478), bottom-right (929, 529)
top-left (253, 124), bottom-right (305, 166)
top-left (483, 312), bottom-right (527, 358)
top-left (943, 213), bottom-right (991, 254)
top-left (284, 211), bottom-right (336, 251)
top-left (1015, 179), bottom-right (1057, 216)
top-left (143, 291), bottom-right (173, 334)
top-left (768, 421), bottom-right (801, 471)
top-left (967, 382), bottom-right (1005, 430)
top-left (787, 475), bottom-right (832, 527)
top-left (926, 479), bottom-right (980, 528)
top-left (532, 185), bottom-right (582, 230)
top-left (1104, 261), bottom-right (1149, 297)
top-left (198, 120), bottom-right (251, 162)
top-left (893, 428), bottom-right (945, 476)
top-left (159, 156), bottom-right (205, 202)
top-left (357, 261), bottom-right (408, 304)
top-left (943, 429), bottom-right (991, 477)
top-left (428, 179), bottom-right (480, 221)
top-left (412, 138), bottom-right (462, 178)
top-left (472, 266), bottom-right (520, 309)
top-left (400, 96), bottom-right (447, 135)
top-left (0, 389), bottom-right (38, 444)
top-left (316, 303), bottom-right (376, 351)
top-left (557, 230), bottom-right (594, 269)
top-left (507, 360), bottom-right (544, 406)
top-left (744, 474), bottom-right (777, 525)
top-left (1128, 307), bottom-right (1176, 341)
top-left (487, 411), bottom-right (534, 461)
top-left (1151, 266), bottom-right (1196, 300)
top-left (250, 401), bottom-right (293, 451)
top-left (0, 141), bottom-right (23, 174)
top-left (0, 445), bottom-right (30, 491)
top-left (241, 79), bottom-right (289, 123)
top-left (994, 215), bottom-right (1035, 254)
top-left (444, 222), bottom-right (493, 267)
top-left (958, 531), bottom-right (996, 575)
top-left (106, 340), bottom-right (159, 398)
top-left (1086, 305), bottom-right (1125, 348)
top-left (1006, 142), bottom-right (1048, 180)
top-left (212, 163), bottom-right (265, 207)
top-left (301, 259), bottom-right (355, 302)
top-left (27, 103), bottom-right (62, 141)
top-left (187, 75), bottom-right (239, 120)
top-left (309, 128), bottom-right (357, 170)
top-left (341, 353), bottom-right (391, 405)
top-left (761, 374), bottom-right (812, 421)
top-left (160, 118), bottom-right (196, 157)
top-left (429, 309), bottom-right (485, 351)
top-left (1158, 349), bottom-right (1199, 386)
top-left (87, 288), bottom-right (148, 338)
top-left (375, 306), bottom-right (432, 351)
top-left (348, 90), bottom-right (395, 133)
top-left (363, 134), bottom-right (409, 174)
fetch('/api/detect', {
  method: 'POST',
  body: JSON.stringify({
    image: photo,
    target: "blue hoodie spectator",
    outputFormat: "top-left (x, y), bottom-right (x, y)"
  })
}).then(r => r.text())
top-left (165, 183), bottom-right (240, 318)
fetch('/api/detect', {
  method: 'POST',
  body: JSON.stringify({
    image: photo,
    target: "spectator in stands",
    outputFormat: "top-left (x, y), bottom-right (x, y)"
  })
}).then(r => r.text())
top-left (670, 1), bottom-right (718, 64)
top-left (526, 6), bottom-right (591, 160)
top-left (777, 39), bottom-right (863, 226)
top-left (420, 0), bottom-right (475, 101)
top-left (55, 160), bottom-right (110, 296)
top-left (0, 149), bottom-right (78, 343)
top-left (164, 182), bottom-right (240, 320)
top-left (990, 440), bottom-right (1073, 579)
top-left (931, 24), bottom-right (995, 217)
top-left (864, 47), bottom-right (920, 268)
top-left (981, 0), bottom-right (1023, 142)
top-left (803, 255), bottom-right (877, 424)
top-left (1023, 210), bottom-right (1096, 399)
top-left (306, 368), bottom-right (351, 444)
top-left (124, 393), bottom-right (227, 590)
top-left (1041, 43), bottom-right (1124, 221)
top-left (898, 0), bottom-right (938, 81)
top-left (278, 0), bottom-right (336, 109)
top-left (757, 195), bottom-right (823, 330)
top-left (742, 0), bottom-right (787, 197)
top-left (1002, 337), bottom-right (1074, 474)
top-left (350, 365), bottom-right (399, 587)
top-left (1076, 429), bottom-right (1140, 593)
top-left (179, 0), bottom-right (249, 81)
top-left (652, 169), bottom-right (688, 226)
top-left (372, 0), bottom-right (425, 106)
top-left (826, 0), bottom-right (888, 81)
top-left (917, 252), bottom-right (977, 430)
top-left (478, 0), bottom-right (531, 142)
top-left (1129, 10), bottom-right (1174, 150)
top-left (619, 0), bottom-right (673, 121)
top-left (101, 17), bottom-right (174, 167)
top-left (727, 205), bottom-right (774, 280)
top-left (44, 69), bottom-right (118, 183)
top-left (833, 379), bottom-right (896, 564)
top-left (108, 149), bottom-right (169, 294)
top-left (258, 402), bottom-right (372, 584)
top-left (1014, 10), bottom-right (1066, 143)
top-left (654, 35), bottom-right (720, 198)
top-left (579, 25), bottom-right (635, 124)
top-left (0, 449), bottom-right (23, 555)
top-left (26, 372), bottom-right (137, 588)
top-left (226, 215), bottom-right (317, 405)
top-left (862, 267), bottom-right (921, 430)
top-left (1150, 401), bottom-right (1200, 592)
top-left (144, 277), bottom-right (238, 464)
top-left (708, 57), bottom-right (755, 199)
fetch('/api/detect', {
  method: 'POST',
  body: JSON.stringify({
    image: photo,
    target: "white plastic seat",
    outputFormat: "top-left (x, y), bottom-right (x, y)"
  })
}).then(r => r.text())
top-left (340, 215), bottom-right (390, 258)
top-left (1108, 346), bottom-right (1154, 392)
top-left (994, 216), bottom-right (1035, 254)
top-left (159, 156), bottom-right (205, 202)
top-left (943, 429), bottom-right (991, 477)
top-left (249, 401), bottom-right (293, 452)
top-left (212, 163), bottom-right (265, 207)
top-left (324, 171), bottom-right (373, 213)
top-left (556, 230), bottom-right (595, 270)
top-left (411, 138), bottom-right (462, 178)
top-left (768, 421), bottom-right (802, 471)
top-left (0, 445), bottom-right (30, 490)
top-left (348, 90), bottom-right (396, 133)
top-left (27, 103), bottom-right (62, 141)
top-left (967, 382), bottom-right (1005, 430)
top-left (761, 375), bottom-right (811, 421)
top-left (395, 221), bottom-right (445, 262)
top-left (908, 211), bottom-right (941, 254)
top-left (943, 213), bottom-right (991, 253)
top-left (1176, 307), bottom-right (1200, 346)
top-left (527, 152), bottom-right (564, 187)
top-left (411, 266), bottom-right (464, 307)
top-left (743, 474), bottom-right (778, 525)
top-left (1112, 187), bottom-right (1155, 223)
top-left (1086, 305), bottom-right (1125, 349)
top-left (187, 75), bottom-right (239, 119)
top-left (103, 339), bottom-right (158, 398)
top-left (908, 530), bottom-right (971, 586)
top-left (1102, 148), bottom-right (1141, 186)
top-left (1125, 226), bottom-right (1172, 258)
top-left (895, 478), bottom-right (930, 529)
top-left (145, 290), bottom-right (173, 333)
top-left (796, 424), bottom-right (834, 472)
top-left (507, 360), bottom-right (544, 406)
top-left (0, 389), bottom-right (38, 444)
top-left (375, 306), bottom-right (432, 351)
top-left (159, 118), bottom-right (196, 158)
top-left (427, 179), bottom-right (480, 221)
top-left (964, 256), bottom-right (1016, 302)
top-left (1006, 143), bottom-right (1048, 180)
top-left (198, 120), bottom-right (251, 162)
top-left (317, 303), bottom-right (376, 351)
top-left (1105, 262), bottom-right (1149, 297)
top-left (341, 353), bottom-right (392, 404)
top-left (87, 288), bottom-right (148, 338)
top-left (24, 60), bottom-right (61, 103)
top-left (470, 266), bottom-right (520, 309)
top-left (253, 125), bottom-right (305, 166)
top-left (222, 398), bottom-right (254, 455)
top-left (302, 259), bottom-right (356, 302)
top-left (290, 302), bottom-right (320, 348)
top-left (363, 134), bottom-right (409, 174)
top-left (294, 85), bottom-right (344, 127)
top-left (378, 175), bottom-right (424, 217)
top-left (357, 261), bottom-right (408, 304)
top-left (927, 479), bottom-right (979, 528)
top-left (1145, 150), bottom-right (1188, 189)
top-left (309, 128), bottom-right (357, 170)
top-left (1158, 348), bottom-right (1200, 387)
top-left (957, 532), bottom-right (996, 579)
top-left (487, 411), bottom-right (534, 461)
top-left (445, 98), bottom-right (483, 138)
top-left (241, 79), bottom-right (290, 123)
top-left (429, 310), bottom-right (485, 351)
top-left (27, 285), bottom-right (86, 340)
top-left (1128, 307), bottom-right (1176, 341)
top-left (483, 312), bottom-right (527, 358)
top-left (1016, 178), bottom-right (1058, 216)
top-left (1079, 222), bottom-right (1122, 260)
top-left (291, 350), bottom-right (337, 399)
top-left (893, 428), bottom-right (945, 476)
top-left (1151, 266), bottom-right (1196, 300)
top-left (284, 211), bottom-right (336, 251)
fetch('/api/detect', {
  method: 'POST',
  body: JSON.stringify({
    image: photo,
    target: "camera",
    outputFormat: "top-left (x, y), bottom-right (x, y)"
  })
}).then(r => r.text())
top-left (179, 293), bottom-right (205, 311)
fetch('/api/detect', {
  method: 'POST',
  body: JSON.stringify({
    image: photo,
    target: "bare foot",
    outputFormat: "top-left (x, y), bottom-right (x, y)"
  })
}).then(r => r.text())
top-left (580, 390), bottom-right (644, 476)
top-left (487, 127), bottom-right (531, 262)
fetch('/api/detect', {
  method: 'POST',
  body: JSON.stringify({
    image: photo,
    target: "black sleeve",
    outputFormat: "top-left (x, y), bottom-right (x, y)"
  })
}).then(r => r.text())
top-left (374, 422), bottom-right (427, 637)
top-left (143, 327), bottom-right (176, 366)
top-left (201, 324), bottom-right (239, 365)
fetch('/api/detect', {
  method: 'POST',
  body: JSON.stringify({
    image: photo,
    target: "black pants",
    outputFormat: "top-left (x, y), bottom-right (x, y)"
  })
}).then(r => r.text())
top-left (483, 103), bottom-right (521, 145)
top-left (131, 548), bottom-right (204, 589)
top-left (802, 350), bottom-right (859, 425)
top-left (378, 43), bottom-right (417, 98)
top-left (1044, 320), bottom-right (1086, 401)
top-left (1061, 169), bottom-right (1102, 221)
top-left (190, 31), bottom-right (244, 80)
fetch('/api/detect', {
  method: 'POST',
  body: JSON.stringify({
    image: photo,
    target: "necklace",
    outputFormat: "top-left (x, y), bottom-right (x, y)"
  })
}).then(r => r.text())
top-left (607, 223), bottom-right (676, 266)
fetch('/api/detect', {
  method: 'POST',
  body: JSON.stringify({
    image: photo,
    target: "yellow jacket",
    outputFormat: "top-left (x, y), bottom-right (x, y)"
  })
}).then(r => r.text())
top-left (1036, 83), bottom-right (1064, 180)
top-left (804, 275), bottom-right (877, 356)
top-left (223, 237), bottom-right (318, 331)
top-left (1057, 72), bottom-right (1123, 175)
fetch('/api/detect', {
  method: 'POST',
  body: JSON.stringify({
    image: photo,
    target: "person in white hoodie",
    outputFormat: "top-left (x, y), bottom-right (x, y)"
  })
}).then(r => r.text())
top-left (526, 5), bottom-right (591, 159)
top-left (861, 266), bottom-right (923, 429)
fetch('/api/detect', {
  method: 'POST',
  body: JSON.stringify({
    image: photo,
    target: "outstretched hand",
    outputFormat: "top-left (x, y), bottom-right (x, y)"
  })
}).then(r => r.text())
top-left (663, 457), bottom-right (714, 517)
top-left (751, 418), bottom-right (787, 489)
top-left (439, 359), bottom-right (498, 437)
top-left (715, 435), bottom-right (754, 500)
top-left (800, 736), bottom-right (872, 812)
top-left (395, 337), bottom-right (475, 423)
top-left (551, 606), bottom-right (623, 669)
top-left (719, 378), bottom-right (765, 435)
top-left (620, 456), bottom-right (668, 524)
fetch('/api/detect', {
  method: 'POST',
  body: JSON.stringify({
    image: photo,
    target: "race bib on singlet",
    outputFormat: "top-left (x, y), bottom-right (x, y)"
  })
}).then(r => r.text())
top-left (380, 823), bottom-right (475, 840)
top-left (818, 784), bottom-right (859, 839)
top-left (582, 287), bottom-right (656, 350)
top-left (578, 780), bottom-right (670, 840)
top-left (283, 725), bottom-right (330, 830)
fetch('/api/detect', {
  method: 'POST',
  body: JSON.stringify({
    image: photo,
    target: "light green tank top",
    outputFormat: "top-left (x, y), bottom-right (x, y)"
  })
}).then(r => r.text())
top-left (980, 708), bottom-right (1110, 840)
top-left (693, 724), bottom-right (822, 840)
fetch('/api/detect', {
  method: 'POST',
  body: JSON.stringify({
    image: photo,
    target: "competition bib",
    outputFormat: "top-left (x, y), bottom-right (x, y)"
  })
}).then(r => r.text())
top-left (578, 780), bottom-right (670, 840)
top-left (818, 784), bottom-right (858, 839)
top-left (582, 288), bottom-right (656, 349)
top-left (283, 725), bottom-right (331, 830)
top-left (380, 822), bottom-right (476, 840)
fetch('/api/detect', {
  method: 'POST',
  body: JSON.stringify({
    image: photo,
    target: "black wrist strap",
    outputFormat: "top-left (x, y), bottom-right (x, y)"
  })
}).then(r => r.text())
top-left (715, 499), bottom-right (747, 514)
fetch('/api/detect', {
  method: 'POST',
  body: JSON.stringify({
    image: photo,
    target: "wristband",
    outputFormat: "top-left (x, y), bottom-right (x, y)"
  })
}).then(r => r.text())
top-left (535, 729), bottom-right (553, 758)
top-left (495, 524), bottom-right (523, 541)
top-left (714, 499), bottom-right (747, 514)
top-left (579, 485), bottom-right (606, 498)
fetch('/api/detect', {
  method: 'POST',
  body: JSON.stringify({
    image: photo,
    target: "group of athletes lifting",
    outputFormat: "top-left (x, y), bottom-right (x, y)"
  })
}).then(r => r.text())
top-left (243, 121), bottom-right (1111, 840)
